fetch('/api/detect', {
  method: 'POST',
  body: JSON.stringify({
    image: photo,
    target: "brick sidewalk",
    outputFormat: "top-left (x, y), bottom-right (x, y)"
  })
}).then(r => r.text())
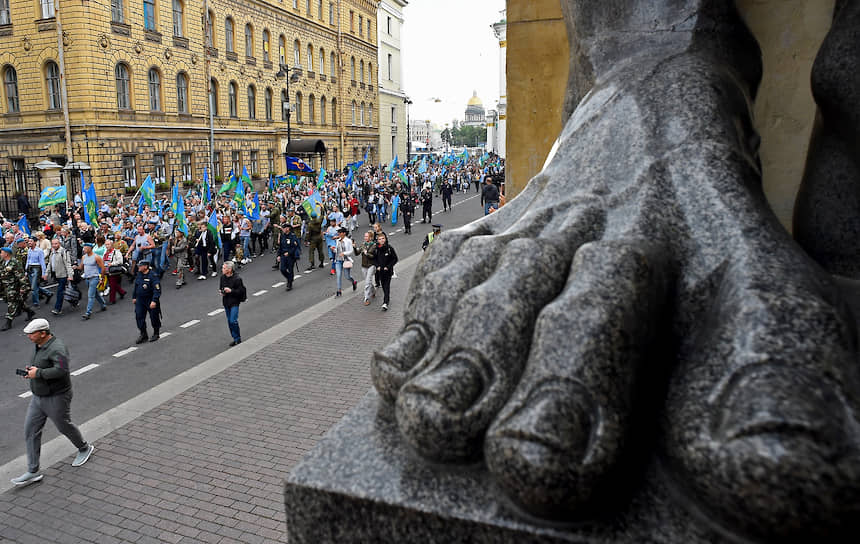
top-left (0, 263), bottom-right (416, 544)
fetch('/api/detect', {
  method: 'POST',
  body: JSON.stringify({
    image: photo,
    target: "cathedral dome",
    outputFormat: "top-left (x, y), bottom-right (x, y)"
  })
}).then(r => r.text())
top-left (467, 91), bottom-right (483, 107)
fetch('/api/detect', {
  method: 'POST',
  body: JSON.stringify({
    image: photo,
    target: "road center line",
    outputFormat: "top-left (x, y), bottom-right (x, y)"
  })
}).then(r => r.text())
top-left (160, 332), bottom-right (172, 338)
top-left (272, 282), bottom-right (285, 288)
top-left (207, 309), bottom-right (224, 316)
top-left (71, 364), bottom-right (99, 376)
top-left (180, 319), bottom-right (200, 328)
top-left (113, 347), bottom-right (137, 358)
top-left (18, 391), bottom-right (32, 399)
top-left (253, 290), bottom-right (268, 297)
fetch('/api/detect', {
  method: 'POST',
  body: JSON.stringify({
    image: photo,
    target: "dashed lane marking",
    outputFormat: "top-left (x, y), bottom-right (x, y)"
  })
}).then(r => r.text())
top-left (253, 290), bottom-right (268, 297)
top-left (207, 309), bottom-right (224, 316)
top-left (272, 282), bottom-right (286, 288)
top-left (72, 364), bottom-right (99, 376)
top-left (113, 347), bottom-right (137, 358)
top-left (180, 319), bottom-right (200, 328)
top-left (160, 332), bottom-right (172, 338)
top-left (18, 391), bottom-right (32, 399)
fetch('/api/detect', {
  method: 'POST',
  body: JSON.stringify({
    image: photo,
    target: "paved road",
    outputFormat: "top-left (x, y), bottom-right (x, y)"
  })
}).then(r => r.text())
top-left (0, 190), bottom-right (484, 465)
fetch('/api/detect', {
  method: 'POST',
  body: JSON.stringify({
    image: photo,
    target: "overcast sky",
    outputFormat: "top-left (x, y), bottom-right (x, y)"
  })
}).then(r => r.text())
top-left (401, 0), bottom-right (506, 127)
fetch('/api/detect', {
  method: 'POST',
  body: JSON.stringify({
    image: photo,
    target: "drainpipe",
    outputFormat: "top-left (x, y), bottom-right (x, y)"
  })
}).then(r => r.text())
top-left (56, 0), bottom-right (73, 204)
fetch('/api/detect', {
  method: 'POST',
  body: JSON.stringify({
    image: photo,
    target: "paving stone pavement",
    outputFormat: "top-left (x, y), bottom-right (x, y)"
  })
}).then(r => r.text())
top-left (0, 261), bottom-right (417, 544)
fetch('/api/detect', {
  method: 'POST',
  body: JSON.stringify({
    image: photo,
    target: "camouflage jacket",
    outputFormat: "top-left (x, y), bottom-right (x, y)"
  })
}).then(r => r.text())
top-left (0, 257), bottom-right (29, 295)
top-left (14, 246), bottom-right (27, 269)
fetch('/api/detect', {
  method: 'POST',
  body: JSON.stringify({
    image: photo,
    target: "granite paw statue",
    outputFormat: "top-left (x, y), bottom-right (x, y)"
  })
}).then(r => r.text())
top-left (372, 1), bottom-right (860, 541)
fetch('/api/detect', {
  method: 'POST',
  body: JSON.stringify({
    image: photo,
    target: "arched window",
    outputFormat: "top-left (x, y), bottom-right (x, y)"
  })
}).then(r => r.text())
top-left (281, 89), bottom-right (288, 121)
top-left (4, 66), bottom-right (19, 113)
top-left (319, 48), bottom-right (325, 75)
top-left (209, 78), bottom-right (218, 116)
top-left (206, 10), bottom-right (215, 47)
top-left (368, 63), bottom-right (373, 85)
top-left (247, 85), bottom-right (256, 118)
top-left (308, 93), bottom-right (315, 124)
top-left (176, 72), bottom-right (188, 113)
top-left (359, 60), bottom-right (364, 83)
top-left (320, 96), bottom-right (326, 124)
top-left (114, 63), bottom-right (130, 110)
top-left (225, 17), bottom-right (234, 53)
top-left (265, 87), bottom-right (272, 120)
top-left (228, 81), bottom-right (237, 117)
top-left (360, 101), bottom-right (364, 125)
top-left (331, 98), bottom-right (336, 124)
top-left (368, 102), bottom-right (373, 126)
top-left (330, 52), bottom-right (336, 77)
top-left (172, 0), bottom-right (184, 37)
top-left (262, 30), bottom-right (270, 62)
top-left (245, 23), bottom-right (253, 57)
top-left (351, 100), bottom-right (356, 125)
top-left (279, 35), bottom-right (286, 65)
top-left (46, 61), bottom-right (61, 109)
top-left (307, 44), bottom-right (313, 71)
top-left (350, 57), bottom-right (355, 80)
top-left (294, 40), bottom-right (301, 67)
top-left (295, 92), bottom-right (303, 122)
top-left (148, 67), bottom-right (161, 111)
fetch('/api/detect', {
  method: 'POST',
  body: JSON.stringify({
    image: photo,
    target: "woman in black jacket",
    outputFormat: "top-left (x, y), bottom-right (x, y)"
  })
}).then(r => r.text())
top-left (219, 261), bottom-right (247, 346)
top-left (372, 233), bottom-right (398, 311)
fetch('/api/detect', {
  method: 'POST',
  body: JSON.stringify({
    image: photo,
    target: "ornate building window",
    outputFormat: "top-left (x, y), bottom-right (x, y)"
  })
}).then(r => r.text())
top-left (329, 3), bottom-right (334, 25)
top-left (250, 150), bottom-right (258, 175)
top-left (110, 0), bottom-right (123, 24)
top-left (281, 89), bottom-right (288, 121)
top-left (267, 150), bottom-right (274, 174)
top-left (359, 60), bottom-right (364, 83)
top-left (305, 0), bottom-right (310, 14)
top-left (319, 48), bottom-right (325, 75)
top-left (317, 0), bottom-right (322, 20)
top-left (41, 0), bottom-right (55, 19)
top-left (228, 81), bottom-right (237, 117)
top-left (369, 102), bottom-right (373, 126)
top-left (351, 100), bottom-right (356, 125)
top-left (115, 63), bottom-right (130, 110)
top-left (231, 150), bottom-right (240, 175)
top-left (4, 66), bottom-right (18, 113)
top-left (295, 92), bottom-right (303, 122)
top-left (225, 17), bottom-right (234, 53)
top-left (209, 78), bottom-right (218, 116)
top-left (176, 72), bottom-right (188, 113)
top-left (330, 52), bottom-right (336, 77)
top-left (206, 10), bottom-right (214, 47)
top-left (279, 35), bottom-right (286, 65)
top-left (153, 154), bottom-right (166, 184)
top-left (331, 98), bottom-right (336, 124)
top-left (172, 0), bottom-right (183, 37)
top-left (265, 88), bottom-right (272, 120)
top-left (367, 18), bottom-right (371, 38)
top-left (320, 96), bottom-right (326, 124)
top-left (307, 44), bottom-right (313, 71)
top-left (247, 85), bottom-right (256, 119)
top-left (213, 151), bottom-right (221, 177)
top-left (46, 61), bottom-right (61, 110)
top-left (148, 68), bottom-right (161, 111)
top-left (180, 153), bottom-right (192, 181)
top-left (294, 40), bottom-right (301, 67)
top-left (368, 63), bottom-right (373, 85)
top-left (143, 0), bottom-right (155, 31)
top-left (350, 57), bottom-right (355, 81)
top-left (360, 101), bottom-right (364, 126)
top-left (122, 155), bottom-right (137, 187)
top-left (359, 15), bottom-right (363, 36)
top-left (262, 30), bottom-right (270, 62)
top-left (245, 23), bottom-right (253, 57)
top-left (308, 93), bottom-right (315, 124)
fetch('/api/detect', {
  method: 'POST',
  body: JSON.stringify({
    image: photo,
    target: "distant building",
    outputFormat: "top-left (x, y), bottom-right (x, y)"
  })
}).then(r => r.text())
top-left (377, 0), bottom-right (409, 165)
top-left (464, 91), bottom-right (486, 127)
top-left (488, 10), bottom-right (507, 158)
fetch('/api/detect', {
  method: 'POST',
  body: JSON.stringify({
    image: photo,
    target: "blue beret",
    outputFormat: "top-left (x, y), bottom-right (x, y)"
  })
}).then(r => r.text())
top-left (83, 242), bottom-right (94, 248)
top-left (0, 246), bottom-right (12, 253)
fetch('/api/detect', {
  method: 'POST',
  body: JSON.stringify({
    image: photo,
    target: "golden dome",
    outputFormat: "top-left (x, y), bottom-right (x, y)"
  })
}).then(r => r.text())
top-left (467, 91), bottom-right (483, 107)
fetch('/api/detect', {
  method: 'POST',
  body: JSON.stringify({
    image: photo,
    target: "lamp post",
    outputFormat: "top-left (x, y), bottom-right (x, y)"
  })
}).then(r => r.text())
top-left (404, 97), bottom-right (413, 165)
top-left (276, 64), bottom-right (302, 167)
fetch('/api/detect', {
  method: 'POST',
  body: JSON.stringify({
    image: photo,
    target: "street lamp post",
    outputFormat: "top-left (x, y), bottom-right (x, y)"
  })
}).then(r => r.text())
top-left (276, 64), bottom-right (302, 166)
top-left (404, 97), bottom-right (413, 165)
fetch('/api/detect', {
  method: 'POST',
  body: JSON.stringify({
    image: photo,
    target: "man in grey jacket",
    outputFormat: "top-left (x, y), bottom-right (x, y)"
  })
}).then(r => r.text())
top-left (11, 318), bottom-right (94, 487)
top-left (46, 238), bottom-right (73, 315)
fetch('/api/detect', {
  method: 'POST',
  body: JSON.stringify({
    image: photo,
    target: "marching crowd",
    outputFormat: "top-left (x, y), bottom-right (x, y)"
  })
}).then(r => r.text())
top-left (0, 152), bottom-right (505, 344)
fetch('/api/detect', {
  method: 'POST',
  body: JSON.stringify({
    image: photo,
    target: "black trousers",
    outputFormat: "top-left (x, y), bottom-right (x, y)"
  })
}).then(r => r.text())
top-left (135, 298), bottom-right (161, 332)
top-left (423, 204), bottom-right (432, 222)
top-left (378, 269), bottom-right (393, 305)
top-left (443, 195), bottom-right (452, 209)
top-left (279, 257), bottom-right (295, 287)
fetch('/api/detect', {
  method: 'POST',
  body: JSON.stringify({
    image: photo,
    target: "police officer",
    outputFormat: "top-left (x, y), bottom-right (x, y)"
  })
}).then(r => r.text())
top-left (132, 259), bottom-right (162, 343)
top-left (421, 184), bottom-right (433, 224)
top-left (304, 212), bottom-right (325, 272)
top-left (441, 178), bottom-right (454, 212)
top-left (277, 223), bottom-right (301, 291)
top-left (423, 224), bottom-right (442, 252)
top-left (1, 246), bottom-right (36, 331)
top-left (399, 191), bottom-right (415, 235)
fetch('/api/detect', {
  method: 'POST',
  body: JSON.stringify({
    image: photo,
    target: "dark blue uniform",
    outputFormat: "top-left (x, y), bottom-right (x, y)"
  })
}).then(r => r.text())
top-left (278, 229), bottom-right (301, 290)
top-left (133, 267), bottom-right (161, 340)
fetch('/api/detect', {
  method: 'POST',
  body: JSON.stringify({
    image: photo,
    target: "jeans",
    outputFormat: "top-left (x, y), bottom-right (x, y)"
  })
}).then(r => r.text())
top-left (195, 247), bottom-right (209, 276)
top-left (28, 267), bottom-right (51, 305)
top-left (224, 304), bottom-right (241, 342)
top-left (25, 390), bottom-right (86, 473)
top-left (241, 236), bottom-right (251, 259)
top-left (334, 260), bottom-right (354, 292)
top-left (363, 265), bottom-right (376, 301)
top-left (484, 201), bottom-right (499, 215)
top-left (54, 277), bottom-right (67, 312)
top-left (85, 277), bottom-right (106, 315)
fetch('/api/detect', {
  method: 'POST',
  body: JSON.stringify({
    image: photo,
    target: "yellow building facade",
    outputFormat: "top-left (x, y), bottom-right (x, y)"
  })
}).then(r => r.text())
top-left (0, 0), bottom-right (379, 206)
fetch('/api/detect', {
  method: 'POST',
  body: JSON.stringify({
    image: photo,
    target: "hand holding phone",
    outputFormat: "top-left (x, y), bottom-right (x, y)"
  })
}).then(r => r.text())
top-left (15, 368), bottom-right (29, 377)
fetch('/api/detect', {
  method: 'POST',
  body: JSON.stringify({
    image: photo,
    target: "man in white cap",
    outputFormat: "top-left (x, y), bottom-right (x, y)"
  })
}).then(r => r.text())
top-left (11, 318), bottom-right (94, 487)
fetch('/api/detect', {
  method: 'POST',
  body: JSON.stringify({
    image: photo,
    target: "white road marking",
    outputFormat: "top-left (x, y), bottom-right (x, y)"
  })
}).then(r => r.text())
top-left (113, 347), bottom-right (137, 358)
top-left (72, 364), bottom-right (99, 376)
top-left (294, 274), bottom-right (302, 279)
top-left (253, 290), bottom-right (268, 297)
top-left (180, 319), bottom-right (200, 328)
top-left (207, 309), bottom-right (224, 316)
top-left (272, 282), bottom-right (285, 288)
top-left (160, 332), bottom-right (172, 338)
top-left (18, 391), bottom-right (32, 399)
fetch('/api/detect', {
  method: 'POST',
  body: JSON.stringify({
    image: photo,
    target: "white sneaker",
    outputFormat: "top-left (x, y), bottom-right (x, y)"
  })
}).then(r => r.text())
top-left (72, 444), bottom-right (94, 467)
top-left (381, 303), bottom-right (389, 311)
top-left (211, 271), bottom-right (217, 277)
top-left (198, 275), bottom-right (206, 280)
top-left (11, 471), bottom-right (43, 486)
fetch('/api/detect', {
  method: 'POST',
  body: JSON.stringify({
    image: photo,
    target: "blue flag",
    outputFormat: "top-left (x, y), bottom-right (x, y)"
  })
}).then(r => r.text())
top-left (363, 147), bottom-right (369, 163)
top-left (171, 184), bottom-right (180, 214)
top-left (388, 155), bottom-right (398, 177)
top-left (391, 194), bottom-right (400, 226)
top-left (17, 215), bottom-right (30, 236)
top-left (317, 167), bottom-right (327, 189)
top-left (203, 167), bottom-right (211, 203)
top-left (207, 209), bottom-right (221, 248)
top-left (345, 168), bottom-right (354, 188)
top-left (175, 194), bottom-right (188, 235)
top-left (286, 156), bottom-right (314, 173)
top-left (418, 157), bottom-right (427, 174)
top-left (38, 186), bottom-right (67, 208)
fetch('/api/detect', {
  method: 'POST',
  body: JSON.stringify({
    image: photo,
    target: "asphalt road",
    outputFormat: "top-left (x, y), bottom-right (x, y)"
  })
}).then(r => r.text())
top-left (0, 190), bottom-right (484, 465)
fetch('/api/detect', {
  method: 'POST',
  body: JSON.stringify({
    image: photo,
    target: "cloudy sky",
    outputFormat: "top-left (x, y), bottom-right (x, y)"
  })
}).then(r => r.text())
top-left (401, 0), bottom-right (506, 127)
